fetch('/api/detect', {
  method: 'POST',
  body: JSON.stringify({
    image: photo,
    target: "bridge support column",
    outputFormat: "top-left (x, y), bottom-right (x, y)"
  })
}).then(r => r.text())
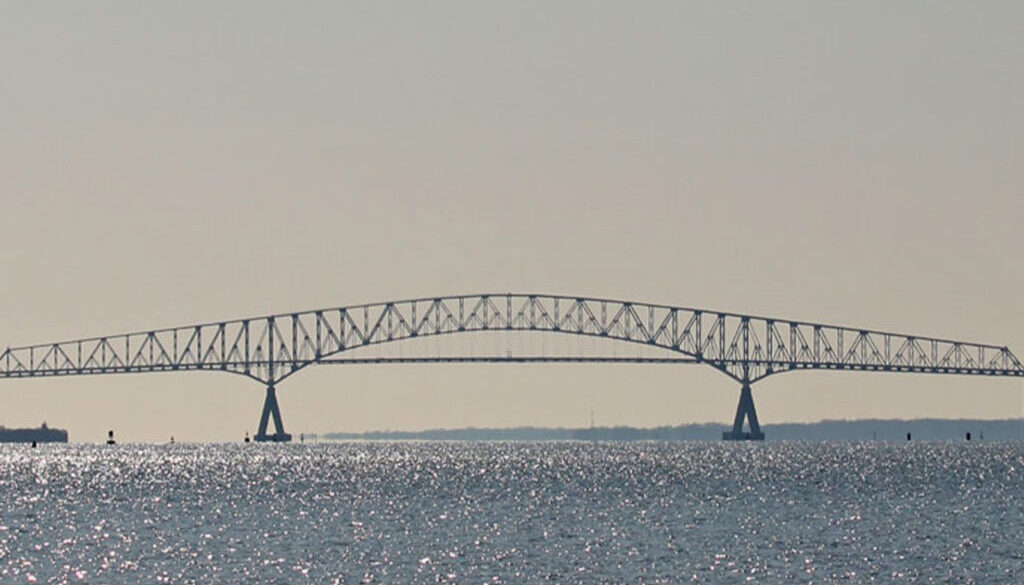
top-left (722, 383), bottom-right (764, 441)
top-left (255, 384), bottom-right (292, 442)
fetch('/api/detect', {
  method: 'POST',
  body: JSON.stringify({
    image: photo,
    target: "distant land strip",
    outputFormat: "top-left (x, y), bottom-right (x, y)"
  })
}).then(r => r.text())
top-left (319, 419), bottom-right (1024, 442)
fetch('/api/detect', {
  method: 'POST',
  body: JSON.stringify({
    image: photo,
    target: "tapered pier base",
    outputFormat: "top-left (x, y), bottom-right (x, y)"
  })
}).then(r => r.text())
top-left (722, 383), bottom-right (765, 441)
top-left (254, 384), bottom-right (292, 443)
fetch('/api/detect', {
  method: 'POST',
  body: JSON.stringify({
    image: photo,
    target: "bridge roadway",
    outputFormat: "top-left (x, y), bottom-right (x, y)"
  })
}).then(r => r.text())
top-left (2, 293), bottom-right (1022, 441)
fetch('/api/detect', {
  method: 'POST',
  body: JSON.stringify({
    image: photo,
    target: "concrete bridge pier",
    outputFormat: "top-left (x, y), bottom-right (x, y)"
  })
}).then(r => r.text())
top-left (255, 384), bottom-right (292, 442)
top-left (722, 382), bottom-right (764, 441)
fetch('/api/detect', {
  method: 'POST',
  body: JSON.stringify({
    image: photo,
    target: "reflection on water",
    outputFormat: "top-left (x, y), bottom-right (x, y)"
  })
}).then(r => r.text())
top-left (0, 442), bottom-right (1021, 583)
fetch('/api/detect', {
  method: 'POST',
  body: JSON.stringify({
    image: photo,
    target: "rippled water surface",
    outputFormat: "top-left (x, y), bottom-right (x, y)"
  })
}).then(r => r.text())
top-left (0, 442), bottom-right (1021, 584)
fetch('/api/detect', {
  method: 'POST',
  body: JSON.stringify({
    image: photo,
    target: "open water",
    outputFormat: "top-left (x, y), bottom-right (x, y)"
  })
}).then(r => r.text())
top-left (0, 442), bottom-right (1020, 584)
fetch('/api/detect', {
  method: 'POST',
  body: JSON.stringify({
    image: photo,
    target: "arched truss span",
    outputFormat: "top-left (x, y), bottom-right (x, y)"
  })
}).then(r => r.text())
top-left (3, 293), bottom-right (1020, 384)
top-left (2, 294), bottom-right (1021, 442)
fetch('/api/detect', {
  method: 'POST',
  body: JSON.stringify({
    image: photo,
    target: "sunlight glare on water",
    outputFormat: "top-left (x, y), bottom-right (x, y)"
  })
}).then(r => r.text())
top-left (0, 442), bottom-right (1021, 584)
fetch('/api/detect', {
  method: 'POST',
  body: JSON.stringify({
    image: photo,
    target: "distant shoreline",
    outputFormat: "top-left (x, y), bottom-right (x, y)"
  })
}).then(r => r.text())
top-left (0, 424), bottom-right (68, 443)
top-left (318, 418), bottom-right (1024, 442)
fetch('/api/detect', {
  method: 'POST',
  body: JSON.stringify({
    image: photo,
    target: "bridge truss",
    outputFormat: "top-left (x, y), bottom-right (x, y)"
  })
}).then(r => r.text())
top-left (2, 294), bottom-right (1021, 441)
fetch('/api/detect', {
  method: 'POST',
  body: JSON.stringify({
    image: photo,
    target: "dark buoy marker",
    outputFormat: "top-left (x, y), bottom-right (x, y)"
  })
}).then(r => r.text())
top-left (31, 440), bottom-right (37, 448)
top-left (906, 432), bottom-right (912, 441)
top-left (966, 432), bottom-right (971, 441)
top-left (244, 432), bottom-right (251, 444)
top-left (106, 430), bottom-right (116, 445)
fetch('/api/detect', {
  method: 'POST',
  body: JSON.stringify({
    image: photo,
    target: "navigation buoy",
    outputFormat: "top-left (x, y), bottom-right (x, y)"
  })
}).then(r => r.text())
top-left (31, 440), bottom-right (37, 448)
top-left (244, 432), bottom-right (251, 444)
top-left (106, 430), bottom-right (116, 445)
top-left (906, 432), bottom-right (911, 441)
top-left (966, 432), bottom-right (971, 441)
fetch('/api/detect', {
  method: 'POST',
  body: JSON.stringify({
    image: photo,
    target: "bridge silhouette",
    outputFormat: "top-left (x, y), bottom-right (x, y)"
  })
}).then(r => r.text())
top-left (2, 294), bottom-right (1021, 441)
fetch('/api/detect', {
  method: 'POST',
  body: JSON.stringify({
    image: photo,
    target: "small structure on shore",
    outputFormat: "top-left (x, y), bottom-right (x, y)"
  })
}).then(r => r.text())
top-left (0, 422), bottom-right (68, 444)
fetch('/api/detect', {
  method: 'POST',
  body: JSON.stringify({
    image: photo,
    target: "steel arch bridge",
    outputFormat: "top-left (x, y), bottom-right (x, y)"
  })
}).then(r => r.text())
top-left (2, 293), bottom-right (1022, 441)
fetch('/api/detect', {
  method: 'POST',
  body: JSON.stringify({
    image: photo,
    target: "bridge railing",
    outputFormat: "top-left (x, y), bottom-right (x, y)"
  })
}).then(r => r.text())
top-left (2, 294), bottom-right (1022, 384)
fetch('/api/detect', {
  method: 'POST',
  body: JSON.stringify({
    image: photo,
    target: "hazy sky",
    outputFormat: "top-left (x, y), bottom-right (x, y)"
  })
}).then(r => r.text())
top-left (1, 2), bottom-right (1022, 442)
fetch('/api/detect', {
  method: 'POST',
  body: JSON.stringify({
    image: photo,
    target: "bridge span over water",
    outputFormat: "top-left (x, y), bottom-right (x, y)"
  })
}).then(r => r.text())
top-left (2, 294), bottom-right (1022, 441)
